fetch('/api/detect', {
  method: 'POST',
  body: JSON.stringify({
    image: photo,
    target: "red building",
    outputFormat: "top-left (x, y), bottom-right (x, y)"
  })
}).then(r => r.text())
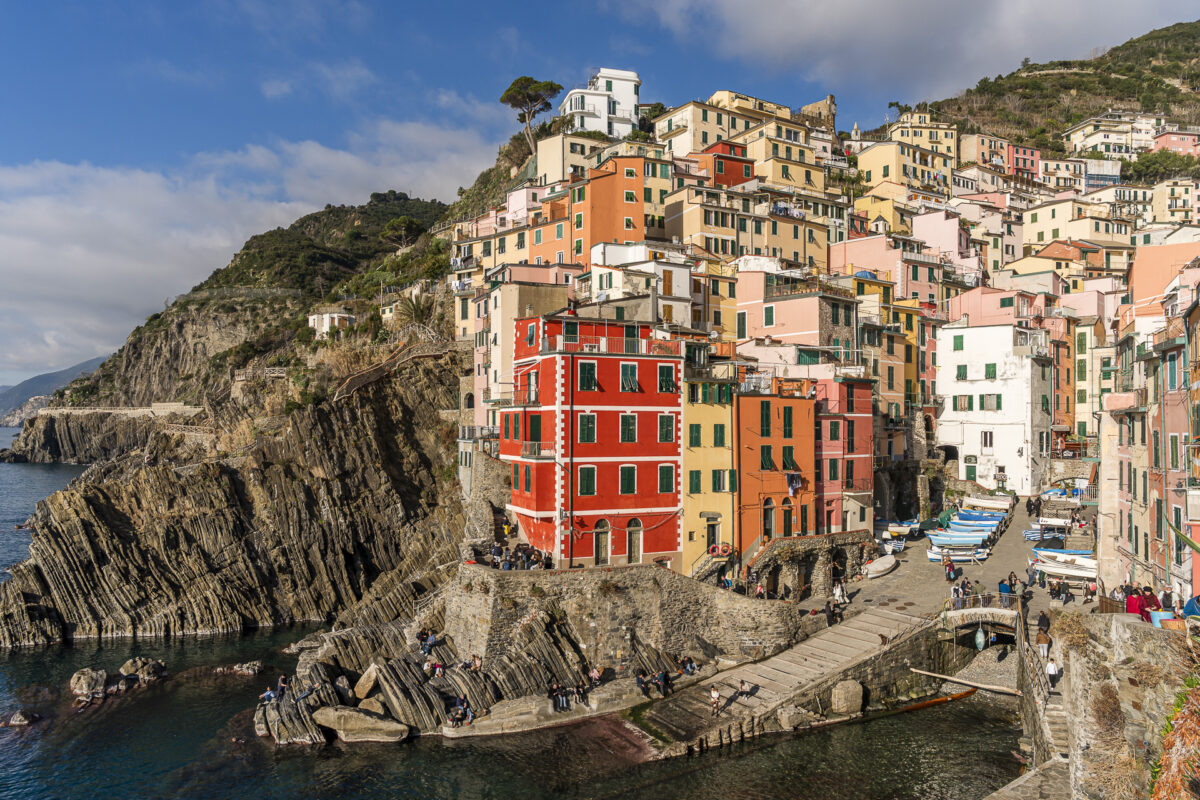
top-left (693, 141), bottom-right (755, 188)
top-left (1006, 144), bottom-right (1041, 182)
top-left (814, 378), bottom-right (874, 534)
top-left (500, 313), bottom-right (684, 568)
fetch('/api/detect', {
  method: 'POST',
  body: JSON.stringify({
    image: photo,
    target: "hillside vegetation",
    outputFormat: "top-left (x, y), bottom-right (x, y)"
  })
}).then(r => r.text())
top-left (928, 19), bottom-right (1200, 156)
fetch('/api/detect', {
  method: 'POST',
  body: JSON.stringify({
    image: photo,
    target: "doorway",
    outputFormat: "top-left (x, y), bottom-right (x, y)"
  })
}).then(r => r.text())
top-left (594, 520), bottom-right (610, 566)
top-left (627, 519), bottom-right (642, 564)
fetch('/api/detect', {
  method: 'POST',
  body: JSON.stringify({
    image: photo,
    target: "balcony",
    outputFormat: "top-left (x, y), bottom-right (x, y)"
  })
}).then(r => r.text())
top-left (459, 425), bottom-right (499, 440)
top-left (485, 385), bottom-right (540, 406)
top-left (520, 441), bottom-right (555, 459)
top-left (541, 335), bottom-right (682, 356)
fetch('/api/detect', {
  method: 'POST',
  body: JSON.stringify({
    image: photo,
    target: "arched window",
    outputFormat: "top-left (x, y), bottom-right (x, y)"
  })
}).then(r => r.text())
top-left (594, 520), bottom-right (610, 566)
top-left (763, 499), bottom-right (775, 541)
top-left (464, 392), bottom-right (475, 410)
top-left (782, 498), bottom-right (793, 537)
top-left (626, 518), bottom-right (642, 564)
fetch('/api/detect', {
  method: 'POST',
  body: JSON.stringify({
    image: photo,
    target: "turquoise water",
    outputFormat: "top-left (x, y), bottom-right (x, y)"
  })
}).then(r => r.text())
top-left (0, 429), bottom-right (1023, 799)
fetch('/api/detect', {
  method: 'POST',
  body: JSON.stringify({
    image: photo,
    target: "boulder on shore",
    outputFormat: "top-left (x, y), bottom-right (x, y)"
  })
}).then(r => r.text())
top-left (358, 696), bottom-right (388, 716)
top-left (119, 657), bottom-right (166, 684)
top-left (353, 663), bottom-right (380, 700)
top-left (5, 710), bottom-right (39, 726)
top-left (830, 679), bottom-right (864, 715)
top-left (311, 705), bottom-right (409, 743)
top-left (215, 660), bottom-right (263, 676)
top-left (69, 668), bottom-right (107, 696)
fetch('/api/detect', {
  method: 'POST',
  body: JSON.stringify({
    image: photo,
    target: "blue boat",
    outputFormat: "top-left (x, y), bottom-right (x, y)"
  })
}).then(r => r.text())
top-left (1033, 547), bottom-right (1093, 558)
top-left (949, 520), bottom-right (999, 532)
top-left (929, 533), bottom-right (988, 547)
top-left (1024, 529), bottom-right (1057, 541)
top-left (957, 510), bottom-right (1004, 521)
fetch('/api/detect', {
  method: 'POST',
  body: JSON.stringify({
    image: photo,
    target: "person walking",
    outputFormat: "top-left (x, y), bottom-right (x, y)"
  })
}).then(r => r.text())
top-left (710, 685), bottom-right (721, 717)
top-left (1037, 610), bottom-right (1050, 634)
top-left (951, 584), bottom-right (963, 611)
top-left (1035, 628), bottom-right (1051, 660)
top-left (1046, 658), bottom-right (1061, 690)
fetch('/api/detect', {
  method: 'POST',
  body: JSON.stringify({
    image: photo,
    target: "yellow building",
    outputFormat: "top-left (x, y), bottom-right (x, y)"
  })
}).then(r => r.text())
top-left (857, 141), bottom-right (952, 195)
top-left (681, 358), bottom-right (738, 577)
top-left (888, 111), bottom-right (959, 163)
top-left (690, 256), bottom-right (739, 339)
top-left (854, 191), bottom-right (913, 235)
top-left (1022, 199), bottom-right (1131, 247)
top-left (706, 90), bottom-right (792, 122)
top-left (1152, 178), bottom-right (1194, 224)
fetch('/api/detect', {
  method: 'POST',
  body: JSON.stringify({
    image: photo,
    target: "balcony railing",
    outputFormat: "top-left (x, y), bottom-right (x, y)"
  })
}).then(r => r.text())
top-left (485, 386), bottom-right (539, 406)
top-left (520, 441), bottom-right (555, 458)
top-left (541, 335), bottom-right (682, 356)
top-left (460, 425), bottom-right (499, 440)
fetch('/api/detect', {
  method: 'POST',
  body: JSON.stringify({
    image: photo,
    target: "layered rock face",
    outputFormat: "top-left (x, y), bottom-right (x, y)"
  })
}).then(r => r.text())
top-left (0, 353), bottom-right (468, 647)
top-left (5, 412), bottom-right (159, 464)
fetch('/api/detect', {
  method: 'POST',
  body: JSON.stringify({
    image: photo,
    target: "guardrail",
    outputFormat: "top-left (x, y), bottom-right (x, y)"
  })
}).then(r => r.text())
top-left (233, 367), bottom-right (288, 381)
top-left (520, 441), bottom-right (554, 458)
top-left (459, 425), bottom-right (499, 440)
top-left (540, 336), bottom-right (682, 356)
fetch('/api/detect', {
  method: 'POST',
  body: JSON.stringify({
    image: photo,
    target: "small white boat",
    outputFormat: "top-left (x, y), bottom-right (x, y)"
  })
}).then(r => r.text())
top-left (1034, 551), bottom-right (1097, 569)
top-left (1037, 517), bottom-right (1072, 528)
top-left (927, 546), bottom-right (990, 563)
top-left (1030, 559), bottom-right (1097, 580)
top-left (866, 554), bottom-right (898, 578)
top-left (964, 496), bottom-right (1012, 511)
top-left (888, 539), bottom-right (906, 554)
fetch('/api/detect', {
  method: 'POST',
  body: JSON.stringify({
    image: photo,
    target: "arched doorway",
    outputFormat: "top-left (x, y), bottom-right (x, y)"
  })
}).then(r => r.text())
top-left (781, 498), bottom-right (793, 537)
top-left (594, 520), bottom-right (610, 566)
top-left (464, 392), bottom-right (475, 410)
top-left (762, 499), bottom-right (775, 542)
top-left (924, 415), bottom-right (933, 434)
top-left (626, 518), bottom-right (642, 565)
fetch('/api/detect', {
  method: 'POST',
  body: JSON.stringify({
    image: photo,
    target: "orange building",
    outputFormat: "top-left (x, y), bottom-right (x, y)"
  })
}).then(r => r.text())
top-left (734, 378), bottom-right (817, 564)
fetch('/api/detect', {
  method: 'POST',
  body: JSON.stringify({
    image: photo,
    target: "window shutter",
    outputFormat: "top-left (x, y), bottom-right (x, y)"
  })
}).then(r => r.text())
top-left (729, 470), bottom-right (737, 492)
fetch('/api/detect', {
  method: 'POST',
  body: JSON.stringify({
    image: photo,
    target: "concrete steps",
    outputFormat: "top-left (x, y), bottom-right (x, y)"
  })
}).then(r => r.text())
top-left (637, 608), bottom-right (927, 745)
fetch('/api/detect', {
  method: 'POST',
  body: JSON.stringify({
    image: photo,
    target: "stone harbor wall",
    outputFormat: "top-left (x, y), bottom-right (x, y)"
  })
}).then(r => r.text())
top-left (1049, 458), bottom-right (1092, 486)
top-left (748, 530), bottom-right (875, 600)
top-left (442, 564), bottom-right (826, 670)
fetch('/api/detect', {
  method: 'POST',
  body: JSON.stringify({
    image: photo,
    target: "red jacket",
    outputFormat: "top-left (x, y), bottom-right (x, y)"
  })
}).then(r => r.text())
top-left (1126, 594), bottom-right (1142, 615)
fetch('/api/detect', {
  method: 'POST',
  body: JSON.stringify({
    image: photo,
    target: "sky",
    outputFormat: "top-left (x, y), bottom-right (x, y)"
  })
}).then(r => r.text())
top-left (0, 1), bottom-right (1191, 385)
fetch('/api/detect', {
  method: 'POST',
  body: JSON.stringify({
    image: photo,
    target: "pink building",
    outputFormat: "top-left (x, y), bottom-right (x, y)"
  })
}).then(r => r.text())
top-left (829, 234), bottom-right (942, 302)
top-left (734, 269), bottom-right (858, 354)
top-left (814, 378), bottom-right (874, 535)
top-left (1007, 144), bottom-right (1041, 182)
top-left (1153, 129), bottom-right (1200, 157)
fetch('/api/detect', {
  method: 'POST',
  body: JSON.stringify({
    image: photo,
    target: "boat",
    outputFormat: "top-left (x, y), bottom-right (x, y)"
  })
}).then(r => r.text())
top-left (950, 516), bottom-right (1000, 528)
top-left (1033, 550), bottom-right (1097, 569)
top-left (948, 521), bottom-right (999, 533)
top-left (955, 513), bottom-right (1003, 525)
top-left (964, 496), bottom-right (1012, 511)
top-left (929, 534), bottom-right (987, 547)
top-left (888, 539), bottom-right (907, 554)
top-left (1030, 559), bottom-right (1096, 580)
top-left (1037, 517), bottom-right (1073, 528)
top-left (866, 554), bottom-right (898, 578)
top-left (927, 546), bottom-right (990, 562)
top-left (1024, 529), bottom-right (1060, 541)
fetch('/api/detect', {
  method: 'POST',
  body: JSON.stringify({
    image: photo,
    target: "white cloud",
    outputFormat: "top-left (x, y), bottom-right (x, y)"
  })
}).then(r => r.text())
top-left (614, 0), bottom-right (1187, 102)
top-left (312, 59), bottom-right (378, 101)
top-left (0, 116), bottom-right (498, 384)
top-left (260, 78), bottom-right (293, 99)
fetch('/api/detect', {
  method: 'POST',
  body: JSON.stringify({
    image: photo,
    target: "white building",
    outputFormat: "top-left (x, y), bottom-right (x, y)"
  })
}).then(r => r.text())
top-left (936, 320), bottom-right (1053, 495)
top-left (307, 312), bottom-right (355, 340)
top-left (559, 68), bottom-right (641, 139)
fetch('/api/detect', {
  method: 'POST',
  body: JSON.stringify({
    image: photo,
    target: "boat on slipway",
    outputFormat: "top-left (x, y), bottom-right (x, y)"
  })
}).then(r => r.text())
top-left (927, 544), bottom-right (991, 562)
top-left (963, 496), bottom-right (1013, 512)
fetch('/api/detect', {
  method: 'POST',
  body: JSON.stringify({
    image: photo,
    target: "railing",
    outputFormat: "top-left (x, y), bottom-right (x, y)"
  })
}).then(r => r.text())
top-left (520, 441), bottom-right (554, 458)
top-left (486, 386), bottom-right (539, 406)
top-left (541, 335), bottom-right (682, 356)
top-left (459, 425), bottom-right (499, 440)
top-left (902, 250), bottom-right (942, 265)
top-left (233, 367), bottom-right (288, 381)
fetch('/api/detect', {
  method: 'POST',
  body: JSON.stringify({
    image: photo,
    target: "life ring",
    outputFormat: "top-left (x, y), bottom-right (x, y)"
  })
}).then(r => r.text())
top-left (708, 544), bottom-right (721, 556)
top-left (719, 543), bottom-right (732, 556)
top-left (709, 543), bottom-right (733, 557)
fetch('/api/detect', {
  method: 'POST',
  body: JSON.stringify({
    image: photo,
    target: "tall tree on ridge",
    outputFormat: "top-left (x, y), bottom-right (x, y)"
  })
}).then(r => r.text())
top-left (500, 76), bottom-right (563, 156)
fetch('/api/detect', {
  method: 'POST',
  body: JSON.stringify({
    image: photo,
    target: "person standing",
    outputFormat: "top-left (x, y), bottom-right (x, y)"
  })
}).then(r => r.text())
top-left (1046, 658), bottom-right (1061, 690)
top-left (998, 579), bottom-right (1012, 609)
top-left (1162, 587), bottom-right (1175, 613)
top-left (1037, 610), bottom-right (1050, 635)
top-left (710, 685), bottom-right (721, 717)
top-left (1035, 628), bottom-right (1051, 660)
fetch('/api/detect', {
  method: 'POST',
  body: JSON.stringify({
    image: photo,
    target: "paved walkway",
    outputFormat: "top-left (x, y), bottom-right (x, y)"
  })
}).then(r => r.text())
top-left (980, 758), bottom-right (1069, 800)
top-left (639, 607), bottom-right (927, 745)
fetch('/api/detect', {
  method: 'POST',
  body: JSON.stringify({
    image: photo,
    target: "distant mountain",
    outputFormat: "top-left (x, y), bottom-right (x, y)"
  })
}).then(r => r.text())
top-left (922, 19), bottom-right (1200, 157)
top-left (0, 357), bottom-right (107, 416)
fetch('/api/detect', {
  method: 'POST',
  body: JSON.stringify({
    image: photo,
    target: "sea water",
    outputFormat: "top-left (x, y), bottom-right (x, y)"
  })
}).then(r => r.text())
top-left (0, 427), bottom-right (1022, 799)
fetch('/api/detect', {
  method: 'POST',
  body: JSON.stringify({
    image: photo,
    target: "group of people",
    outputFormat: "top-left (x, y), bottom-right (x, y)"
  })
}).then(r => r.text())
top-left (1034, 611), bottom-right (1063, 690)
top-left (258, 674), bottom-right (291, 703)
top-left (635, 669), bottom-right (674, 699)
top-left (417, 629), bottom-right (440, 655)
top-left (488, 541), bottom-right (551, 571)
top-left (548, 681), bottom-right (588, 712)
top-left (446, 694), bottom-right (474, 727)
top-left (1117, 583), bottom-right (1173, 622)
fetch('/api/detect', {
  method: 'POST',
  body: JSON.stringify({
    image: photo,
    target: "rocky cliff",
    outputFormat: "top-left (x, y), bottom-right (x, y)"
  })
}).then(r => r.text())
top-left (4, 412), bottom-right (160, 464)
top-left (0, 351), bottom-right (474, 647)
top-left (0, 395), bottom-right (49, 428)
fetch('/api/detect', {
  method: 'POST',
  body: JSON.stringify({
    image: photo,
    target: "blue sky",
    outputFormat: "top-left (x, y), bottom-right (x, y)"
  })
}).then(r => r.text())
top-left (0, 1), bottom-right (1190, 384)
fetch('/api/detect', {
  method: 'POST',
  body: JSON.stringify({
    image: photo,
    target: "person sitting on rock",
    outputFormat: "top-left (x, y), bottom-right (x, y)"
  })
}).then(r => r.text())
top-left (258, 687), bottom-right (276, 703)
top-left (588, 666), bottom-right (602, 686)
top-left (433, 662), bottom-right (444, 678)
top-left (471, 654), bottom-right (483, 672)
top-left (448, 705), bottom-right (465, 728)
top-left (573, 681), bottom-right (587, 705)
top-left (421, 634), bottom-right (438, 655)
top-left (456, 694), bottom-right (474, 725)
top-left (294, 682), bottom-right (321, 702)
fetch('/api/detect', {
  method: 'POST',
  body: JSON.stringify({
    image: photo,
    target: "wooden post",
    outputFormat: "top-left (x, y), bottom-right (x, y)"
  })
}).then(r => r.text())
top-left (908, 667), bottom-right (1021, 696)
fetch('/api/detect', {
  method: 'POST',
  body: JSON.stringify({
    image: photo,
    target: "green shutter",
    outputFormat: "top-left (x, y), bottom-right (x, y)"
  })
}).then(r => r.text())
top-left (729, 470), bottom-right (737, 492)
top-left (783, 406), bottom-right (793, 437)
top-left (995, 395), bottom-right (1001, 410)
top-left (761, 445), bottom-right (773, 469)
top-left (968, 395), bottom-right (974, 411)
top-left (713, 424), bottom-right (725, 447)
top-left (760, 400), bottom-right (771, 436)
top-left (690, 470), bottom-right (702, 493)
top-left (689, 424), bottom-right (701, 446)
top-left (659, 465), bottom-right (673, 493)
top-left (985, 363), bottom-right (996, 379)
top-left (659, 415), bottom-right (673, 443)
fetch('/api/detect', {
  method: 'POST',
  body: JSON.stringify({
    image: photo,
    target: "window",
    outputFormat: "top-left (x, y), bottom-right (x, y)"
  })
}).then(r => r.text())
top-left (619, 466), bottom-right (636, 494)
top-left (579, 466), bottom-right (596, 496)
top-left (760, 400), bottom-right (771, 436)
top-left (624, 217), bottom-right (634, 230)
top-left (957, 364), bottom-right (967, 380)
top-left (579, 413), bottom-right (596, 443)
top-left (658, 364), bottom-right (675, 392)
top-left (827, 459), bottom-right (839, 481)
top-left (625, 190), bottom-right (637, 203)
top-left (760, 445), bottom-right (774, 469)
top-left (782, 445), bottom-right (797, 470)
top-left (985, 363), bottom-right (996, 379)
top-left (689, 423), bottom-right (701, 447)
top-left (689, 470), bottom-right (702, 494)
top-left (524, 464), bottom-right (531, 492)
top-left (620, 363), bottom-right (638, 391)
top-left (712, 470), bottom-right (727, 492)
top-left (659, 414), bottom-right (674, 443)
top-left (982, 430), bottom-right (994, 449)
top-left (619, 414), bottom-right (637, 442)
top-left (783, 406), bottom-right (793, 438)
top-left (829, 421), bottom-right (840, 441)
top-left (953, 335), bottom-right (963, 351)
top-left (658, 465), bottom-right (674, 493)
top-left (579, 362), bottom-right (597, 390)
top-left (764, 305), bottom-right (775, 326)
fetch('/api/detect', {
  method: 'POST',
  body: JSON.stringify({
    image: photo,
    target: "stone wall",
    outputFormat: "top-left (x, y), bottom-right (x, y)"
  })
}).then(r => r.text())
top-left (1049, 458), bottom-right (1092, 486)
top-left (442, 564), bottom-right (825, 671)
top-left (748, 530), bottom-right (875, 599)
top-left (1062, 614), bottom-right (1184, 799)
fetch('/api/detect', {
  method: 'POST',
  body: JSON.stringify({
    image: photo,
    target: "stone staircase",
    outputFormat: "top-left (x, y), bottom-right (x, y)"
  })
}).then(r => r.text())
top-left (1024, 618), bottom-right (1070, 760)
top-left (639, 607), bottom-right (928, 748)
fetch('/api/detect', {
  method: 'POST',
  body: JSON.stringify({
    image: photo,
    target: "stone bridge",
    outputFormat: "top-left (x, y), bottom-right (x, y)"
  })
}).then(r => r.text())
top-left (938, 606), bottom-right (1021, 632)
